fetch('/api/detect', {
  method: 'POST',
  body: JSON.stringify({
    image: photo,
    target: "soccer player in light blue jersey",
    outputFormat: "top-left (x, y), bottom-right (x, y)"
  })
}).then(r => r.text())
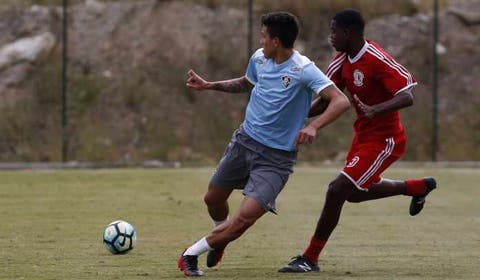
top-left (177, 12), bottom-right (350, 277)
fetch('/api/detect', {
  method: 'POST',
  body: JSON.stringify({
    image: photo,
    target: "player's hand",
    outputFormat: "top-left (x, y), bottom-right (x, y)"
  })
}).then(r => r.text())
top-left (353, 95), bottom-right (377, 118)
top-left (186, 69), bottom-right (211, 90)
top-left (295, 125), bottom-right (317, 147)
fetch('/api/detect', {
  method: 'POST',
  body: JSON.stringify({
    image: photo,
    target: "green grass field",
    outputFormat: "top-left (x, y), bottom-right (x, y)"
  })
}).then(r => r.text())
top-left (0, 166), bottom-right (478, 279)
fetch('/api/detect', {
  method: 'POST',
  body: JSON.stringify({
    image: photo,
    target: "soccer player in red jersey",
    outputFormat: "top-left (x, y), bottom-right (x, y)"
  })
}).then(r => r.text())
top-left (279, 9), bottom-right (437, 273)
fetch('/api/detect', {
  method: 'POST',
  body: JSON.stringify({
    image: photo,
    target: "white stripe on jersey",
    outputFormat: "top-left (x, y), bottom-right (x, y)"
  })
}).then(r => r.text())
top-left (326, 53), bottom-right (346, 78)
top-left (393, 83), bottom-right (418, 96)
top-left (366, 45), bottom-right (413, 85)
top-left (356, 138), bottom-right (395, 186)
top-left (367, 45), bottom-right (412, 81)
top-left (367, 48), bottom-right (411, 85)
top-left (327, 53), bottom-right (346, 71)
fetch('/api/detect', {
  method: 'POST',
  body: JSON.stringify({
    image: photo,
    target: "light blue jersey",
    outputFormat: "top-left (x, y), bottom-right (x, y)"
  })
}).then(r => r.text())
top-left (243, 48), bottom-right (333, 151)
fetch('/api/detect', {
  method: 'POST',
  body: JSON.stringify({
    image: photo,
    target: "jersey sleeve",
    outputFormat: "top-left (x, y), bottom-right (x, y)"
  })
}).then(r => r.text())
top-left (245, 49), bottom-right (263, 85)
top-left (301, 63), bottom-right (333, 96)
top-left (325, 53), bottom-right (346, 91)
top-left (374, 56), bottom-right (417, 95)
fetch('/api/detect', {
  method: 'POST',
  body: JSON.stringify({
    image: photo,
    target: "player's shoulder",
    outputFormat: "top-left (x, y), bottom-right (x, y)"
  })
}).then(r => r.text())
top-left (290, 50), bottom-right (313, 69)
top-left (332, 52), bottom-right (347, 61)
top-left (252, 48), bottom-right (264, 59)
top-left (250, 48), bottom-right (267, 65)
top-left (327, 52), bottom-right (347, 66)
top-left (326, 52), bottom-right (347, 77)
top-left (365, 40), bottom-right (394, 61)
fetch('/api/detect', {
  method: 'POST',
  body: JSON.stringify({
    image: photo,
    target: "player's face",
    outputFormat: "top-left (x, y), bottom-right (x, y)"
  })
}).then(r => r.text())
top-left (260, 26), bottom-right (277, 58)
top-left (329, 20), bottom-right (348, 52)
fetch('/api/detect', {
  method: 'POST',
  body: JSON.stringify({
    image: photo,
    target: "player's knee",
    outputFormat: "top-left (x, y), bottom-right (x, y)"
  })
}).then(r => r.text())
top-left (204, 189), bottom-right (223, 206)
top-left (346, 195), bottom-right (362, 203)
top-left (326, 181), bottom-right (348, 199)
top-left (203, 193), bottom-right (215, 206)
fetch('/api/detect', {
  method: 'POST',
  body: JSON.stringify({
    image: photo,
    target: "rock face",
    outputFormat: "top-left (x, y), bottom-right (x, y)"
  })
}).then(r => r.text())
top-left (0, 0), bottom-right (478, 162)
top-left (0, 32), bottom-right (55, 72)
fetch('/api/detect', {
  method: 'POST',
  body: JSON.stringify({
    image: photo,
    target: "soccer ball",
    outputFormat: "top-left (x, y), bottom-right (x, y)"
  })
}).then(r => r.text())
top-left (103, 220), bottom-right (137, 254)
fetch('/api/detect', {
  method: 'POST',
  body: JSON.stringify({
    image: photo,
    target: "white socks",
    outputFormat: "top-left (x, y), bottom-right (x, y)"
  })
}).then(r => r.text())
top-left (182, 217), bottom-right (230, 256)
top-left (184, 237), bottom-right (213, 256)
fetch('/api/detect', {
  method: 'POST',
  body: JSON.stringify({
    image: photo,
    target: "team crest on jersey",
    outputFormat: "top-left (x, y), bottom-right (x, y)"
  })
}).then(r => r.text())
top-left (346, 156), bottom-right (360, 168)
top-left (353, 69), bottom-right (364, 87)
top-left (281, 76), bottom-right (291, 88)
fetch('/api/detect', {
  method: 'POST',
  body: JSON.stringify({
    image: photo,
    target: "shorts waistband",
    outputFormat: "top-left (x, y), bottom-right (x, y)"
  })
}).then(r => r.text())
top-left (236, 126), bottom-right (297, 157)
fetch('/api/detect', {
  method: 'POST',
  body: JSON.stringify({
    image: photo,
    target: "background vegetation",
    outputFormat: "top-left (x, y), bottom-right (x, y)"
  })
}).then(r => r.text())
top-left (0, 0), bottom-right (477, 163)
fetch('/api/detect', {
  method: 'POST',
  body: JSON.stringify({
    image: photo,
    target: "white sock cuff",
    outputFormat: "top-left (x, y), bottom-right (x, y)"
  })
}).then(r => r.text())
top-left (184, 237), bottom-right (213, 256)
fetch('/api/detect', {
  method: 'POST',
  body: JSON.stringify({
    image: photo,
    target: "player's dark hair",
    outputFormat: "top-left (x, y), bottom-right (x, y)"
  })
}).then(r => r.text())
top-left (261, 12), bottom-right (299, 49)
top-left (333, 9), bottom-right (365, 36)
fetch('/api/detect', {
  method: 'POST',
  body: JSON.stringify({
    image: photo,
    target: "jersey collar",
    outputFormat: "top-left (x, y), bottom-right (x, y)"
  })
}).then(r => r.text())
top-left (348, 40), bottom-right (369, 64)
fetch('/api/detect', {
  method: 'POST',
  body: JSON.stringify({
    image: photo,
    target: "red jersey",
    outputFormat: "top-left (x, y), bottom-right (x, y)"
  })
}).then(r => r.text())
top-left (326, 40), bottom-right (417, 140)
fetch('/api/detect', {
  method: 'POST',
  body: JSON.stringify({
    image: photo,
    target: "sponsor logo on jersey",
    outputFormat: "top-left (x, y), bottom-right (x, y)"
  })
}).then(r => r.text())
top-left (346, 156), bottom-right (360, 167)
top-left (290, 67), bottom-right (301, 72)
top-left (281, 76), bottom-right (291, 88)
top-left (353, 69), bottom-right (364, 87)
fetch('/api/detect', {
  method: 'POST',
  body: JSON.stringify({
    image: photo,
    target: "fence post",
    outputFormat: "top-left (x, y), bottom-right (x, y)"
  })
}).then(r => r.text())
top-left (432, 0), bottom-right (439, 161)
top-left (247, 0), bottom-right (253, 58)
top-left (61, 0), bottom-right (68, 162)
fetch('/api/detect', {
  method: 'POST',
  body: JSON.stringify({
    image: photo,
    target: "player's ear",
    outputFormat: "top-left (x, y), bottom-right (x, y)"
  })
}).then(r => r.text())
top-left (273, 37), bottom-right (281, 48)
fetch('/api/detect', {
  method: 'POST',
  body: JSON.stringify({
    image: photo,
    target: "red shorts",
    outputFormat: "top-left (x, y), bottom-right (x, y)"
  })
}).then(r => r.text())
top-left (341, 134), bottom-right (406, 190)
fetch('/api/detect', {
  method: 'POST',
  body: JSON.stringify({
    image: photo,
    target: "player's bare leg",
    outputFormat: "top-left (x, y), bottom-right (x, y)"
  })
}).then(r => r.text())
top-left (204, 183), bottom-right (233, 266)
top-left (206, 196), bottom-right (265, 249)
top-left (204, 183), bottom-right (232, 223)
top-left (346, 179), bottom-right (406, 202)
top-left (179, 196), bottom-right (265, 276)
top-left (312, 174), bottom-right (356, 240)
top-left (280, 174), bottom-right (355, 273)
top-left (280, 174), bottom-right (437, 273)
top-left (203, 183), bottom-right (234, 267)
top-left (203, 214), bottom-right (233, 268)
top-left (346, 178), bottom-right (437, 216)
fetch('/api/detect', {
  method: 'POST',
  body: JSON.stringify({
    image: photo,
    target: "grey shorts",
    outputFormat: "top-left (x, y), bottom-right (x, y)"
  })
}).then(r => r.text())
top-left (210, 128), bottom-right (297, 213)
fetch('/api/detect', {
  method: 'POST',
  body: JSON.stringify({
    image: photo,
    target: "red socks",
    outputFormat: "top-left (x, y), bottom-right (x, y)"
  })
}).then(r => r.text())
top-left (405, 178), bottom-right (427, 196)
top-left (303, 236), bottom-right (327, 264)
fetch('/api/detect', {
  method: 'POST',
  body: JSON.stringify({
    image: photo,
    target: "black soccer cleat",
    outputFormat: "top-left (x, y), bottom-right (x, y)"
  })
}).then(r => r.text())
top-left (409, 177), bottom-right (437, 216)
top-left (206, 248), bottom-right (224, 268)
top-left (278, 255), bottom-right (320, 273)
top-left (177, 250), bottom-right (204, 277)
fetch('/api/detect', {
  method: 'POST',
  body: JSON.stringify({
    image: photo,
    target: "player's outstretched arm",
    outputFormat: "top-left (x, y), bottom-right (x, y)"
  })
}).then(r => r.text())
top-left (295, 85), bottom-right (350, 146)
top-left (186, 69), bottom-right (251, 93)
top-left (353, 88), bottom-right (413, 118)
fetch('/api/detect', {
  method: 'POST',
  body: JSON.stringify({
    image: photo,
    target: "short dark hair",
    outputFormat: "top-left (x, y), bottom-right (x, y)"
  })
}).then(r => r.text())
top-left (261, 12), bottom-right (299, 49)
top-left (333, 9), bottom-right (365, 35)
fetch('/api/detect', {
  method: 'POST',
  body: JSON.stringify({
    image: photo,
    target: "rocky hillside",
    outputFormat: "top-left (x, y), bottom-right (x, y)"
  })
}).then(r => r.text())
top-left (0, 0), bottom-right (478, 162)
